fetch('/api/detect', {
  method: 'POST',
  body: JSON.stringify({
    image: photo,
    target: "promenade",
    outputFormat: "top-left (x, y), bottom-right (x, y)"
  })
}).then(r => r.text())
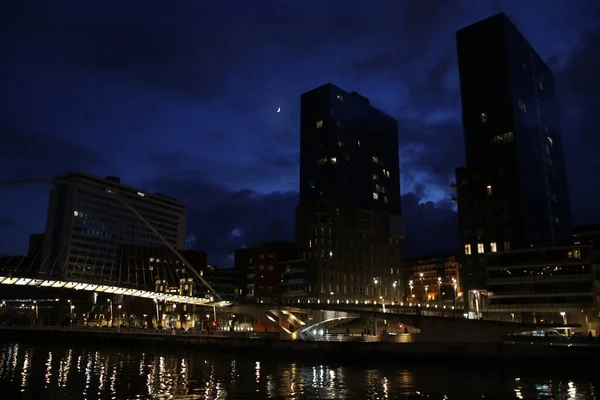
top-left (1, 325), bottom-right (599, 365)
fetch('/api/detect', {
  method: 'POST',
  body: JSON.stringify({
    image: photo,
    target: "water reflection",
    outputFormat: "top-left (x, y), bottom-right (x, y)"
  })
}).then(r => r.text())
top-left (0, 342), bottom-right (596, 399)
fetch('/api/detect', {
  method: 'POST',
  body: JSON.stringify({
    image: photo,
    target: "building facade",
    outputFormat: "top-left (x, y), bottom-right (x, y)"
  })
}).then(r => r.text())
top-left (116, 245), bottom-right (207, 295)
top-left (41, 172), bottom-right (187, 283)
top-left (484, 245), bottom-right (598, 332)
top-left (404, 254), bottom-right (461, 305)
top-left (454, 13), bottom-right (572, 299)
top-left (297, 83), bottom-right (404, 302)
top-left (234, 241), bottom-right (297, 300)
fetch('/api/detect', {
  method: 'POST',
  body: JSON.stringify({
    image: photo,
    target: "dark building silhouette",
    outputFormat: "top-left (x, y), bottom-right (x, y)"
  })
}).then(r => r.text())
top-left (454, 13), bottom-right (572, 300)
top-left (234, 241), bottom-right (297, 300)
top-left (296, 83), bottom-right (404, 301)
top-left (299, 84), bottom-right (401, 214)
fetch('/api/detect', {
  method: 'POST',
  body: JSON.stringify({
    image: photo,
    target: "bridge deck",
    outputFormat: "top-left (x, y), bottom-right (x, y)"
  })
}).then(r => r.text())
top-left (0, 276), bottom-right (220, 306)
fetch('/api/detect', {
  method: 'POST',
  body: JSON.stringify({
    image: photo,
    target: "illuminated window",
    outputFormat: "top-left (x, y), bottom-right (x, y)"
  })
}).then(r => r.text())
top-left (373, 192), bottom-right (379, 200)
top-left (385, 170), bottom-right (390, 177)
top-left (337, 94), bottom-right (343, 101)
top-left (372, 174), bottom-right (378, 181)
top-left (490, 242), bottom-right (497, 252)
top-left (372, 156), bottom-right (380, 164)
top-left (477, 243), bottom-right (484, 254)
top-left (518, 98), bottom-right (527, 112)
top-left (504, 241), bottom-right (511, 251)
top-left (375, 184), bottom-right (381, 191)
top-left (464, 244), bottom-right (472, 255)
top-left (486, 185), bottom-right (492, 196)
top-left (330, 157), bottom-right (337, 164)
top-left (480, 112), bottom-right (487, 123)
top-left (383, 196), bottom-right (388, 204)
top-left (357, 140), bottom-right (361, 147)
top-left (316, 158), bottom-right (327, 166)
top-left (337, 140), bottom-right (343, 148)
top-left (569, 249), bottom-right (581, 259)
top-left (316, 120), bottom-right (323, 128)
top-left (492, 132), bottom-right (514, 144)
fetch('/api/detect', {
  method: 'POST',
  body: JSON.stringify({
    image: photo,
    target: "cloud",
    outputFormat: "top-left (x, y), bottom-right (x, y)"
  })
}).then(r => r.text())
top-left (144, 177), bottom-right (297, 266)
top-left (0, 125), bottom-right (105, 180)
top-left (0, 217), bottom-right (16, 228)
top-left (556, 23), bottom-right (600, 224)
top-left (143, 173), bottom-right (458, 265)
top-left (402, 193), bottom-right (459, 258)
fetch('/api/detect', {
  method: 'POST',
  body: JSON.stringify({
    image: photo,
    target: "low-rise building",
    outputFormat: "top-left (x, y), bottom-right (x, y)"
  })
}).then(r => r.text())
top-left (234, 242), bottom-right (297, 301)
top-left (404, 254), bottom-right (461, 305)
top-left (484, 245), bottom-right (598, 332)
top-left (279, 258), bottom-right (309, 299)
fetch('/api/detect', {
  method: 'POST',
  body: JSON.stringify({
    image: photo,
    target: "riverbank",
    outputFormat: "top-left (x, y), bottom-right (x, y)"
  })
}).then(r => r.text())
top-left (1, 326), bottom-right (598, 366)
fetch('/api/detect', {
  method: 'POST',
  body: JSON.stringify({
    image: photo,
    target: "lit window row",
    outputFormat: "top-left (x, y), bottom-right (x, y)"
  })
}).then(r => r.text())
top-left (464, 241), bottom-right (511, 255)
top-left (492, 131), bottom-right (514, 144)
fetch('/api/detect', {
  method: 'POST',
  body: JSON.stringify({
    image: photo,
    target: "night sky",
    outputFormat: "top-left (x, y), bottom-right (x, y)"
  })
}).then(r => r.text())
top-left (1, 1), bottom-right (599, 266)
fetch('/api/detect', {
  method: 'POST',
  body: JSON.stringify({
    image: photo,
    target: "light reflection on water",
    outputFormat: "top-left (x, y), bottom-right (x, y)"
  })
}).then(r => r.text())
top-left (0, 341), bottom-right (596, 399)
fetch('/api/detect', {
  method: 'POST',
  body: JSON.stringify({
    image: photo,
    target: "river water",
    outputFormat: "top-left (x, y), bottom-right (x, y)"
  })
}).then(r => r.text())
top-left (0, 341), bottom-right (596, 399)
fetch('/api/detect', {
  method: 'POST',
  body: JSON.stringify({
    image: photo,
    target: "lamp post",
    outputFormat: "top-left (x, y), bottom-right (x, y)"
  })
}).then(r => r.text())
top-left (373, 277), bottom-right (379, 300)
top-left (452, 277), bottom-right (457, 310)
top-left (437, 277), bottom-right (442, 304)
top-left (424, 285), bottom-right (429, 302)
top-left (392, 281), bottom-right (397, 302)
top-left (419, 273), bottom-right (424, 301)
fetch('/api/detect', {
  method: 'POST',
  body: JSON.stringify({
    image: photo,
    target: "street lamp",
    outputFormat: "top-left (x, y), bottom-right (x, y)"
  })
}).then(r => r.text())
top-left (424, 285), bottom-right (429, 301)
top-left (392, 281), bottom-right (397, 302)
top-left (560, 311), bottom-right (567, 325)
top-left (437, 277), bottom-right (442, 303)
top-left (373, 277), bottom-right (379, 299)
top-left (452, 277), bottom-right (457, 309)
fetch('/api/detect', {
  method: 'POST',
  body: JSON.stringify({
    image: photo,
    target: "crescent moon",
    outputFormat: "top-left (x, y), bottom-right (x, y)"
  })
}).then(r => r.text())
top-left (277, 107), bottom-right (281, 113)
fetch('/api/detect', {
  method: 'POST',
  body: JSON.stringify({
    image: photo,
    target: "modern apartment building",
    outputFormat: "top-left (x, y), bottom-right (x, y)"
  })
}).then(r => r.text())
top-left (41, 172), bottom-right (186, 283)
top-left (296, 83), bottom-right (404, 302)
top-left (453, 13), bottom-right (572, 307)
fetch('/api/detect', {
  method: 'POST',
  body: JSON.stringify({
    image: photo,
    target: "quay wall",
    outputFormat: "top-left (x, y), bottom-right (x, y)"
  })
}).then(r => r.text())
top-left (0, 327), bottom-right (598, 364)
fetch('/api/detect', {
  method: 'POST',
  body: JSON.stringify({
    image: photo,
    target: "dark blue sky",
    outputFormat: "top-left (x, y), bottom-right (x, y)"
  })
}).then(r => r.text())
top-left (1, 0), bottom-right (599, 266)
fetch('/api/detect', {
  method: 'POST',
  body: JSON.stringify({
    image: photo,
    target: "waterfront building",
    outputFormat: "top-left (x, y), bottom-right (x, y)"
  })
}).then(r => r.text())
top-left (453, 13), bottom-right (572, 310)
top-left (296, 83), bottom-right (404, 302)
top-left (234, 241), bottom-right (297, 301)
top-left (404, 254), bottom-right (461, 305)
top-left (41, 172), bottom-right (187, 283)
top-left (483, 244), bottom-right (598, 333)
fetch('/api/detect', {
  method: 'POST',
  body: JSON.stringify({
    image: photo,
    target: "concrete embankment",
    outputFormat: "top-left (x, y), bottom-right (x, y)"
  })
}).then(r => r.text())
top-left (1, 327), bottom-right (598, 365)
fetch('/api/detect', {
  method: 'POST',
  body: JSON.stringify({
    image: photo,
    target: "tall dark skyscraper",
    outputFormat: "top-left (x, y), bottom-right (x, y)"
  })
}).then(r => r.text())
top-left (454, 13), bottom-right (572, 291)
top-left (296, 83), bottom-right (404, 302)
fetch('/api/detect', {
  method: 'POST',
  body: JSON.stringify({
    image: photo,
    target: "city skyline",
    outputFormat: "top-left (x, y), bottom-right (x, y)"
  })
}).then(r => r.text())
top-left (1, 1), bottom-right (599, 265)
